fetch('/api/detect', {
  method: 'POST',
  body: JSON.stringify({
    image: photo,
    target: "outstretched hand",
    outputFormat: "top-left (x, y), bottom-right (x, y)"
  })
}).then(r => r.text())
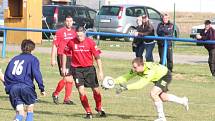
top-left (116, 84), bottom-right (128, 95)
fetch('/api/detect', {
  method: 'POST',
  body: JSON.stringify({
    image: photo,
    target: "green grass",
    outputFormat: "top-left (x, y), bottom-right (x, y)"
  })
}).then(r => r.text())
top-left (40, 36), bottom-right (208, 55)
top-left (0, 52), bottom-right (214, 121)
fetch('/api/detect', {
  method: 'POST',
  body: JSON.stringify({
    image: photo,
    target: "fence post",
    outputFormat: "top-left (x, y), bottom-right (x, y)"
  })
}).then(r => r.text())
top-left (162, 39), bottom-right (168, 65)
top-left (2, 29), bottom-right (7, 58)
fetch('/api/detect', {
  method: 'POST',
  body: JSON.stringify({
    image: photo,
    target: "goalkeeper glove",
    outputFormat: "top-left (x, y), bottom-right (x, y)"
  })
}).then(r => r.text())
top-left (116, 84), bottom-right (128, 95)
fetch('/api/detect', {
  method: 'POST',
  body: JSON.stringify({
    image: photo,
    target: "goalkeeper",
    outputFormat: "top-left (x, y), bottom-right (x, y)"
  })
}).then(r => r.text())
top-left (114, 57), bottom-right (189, 121)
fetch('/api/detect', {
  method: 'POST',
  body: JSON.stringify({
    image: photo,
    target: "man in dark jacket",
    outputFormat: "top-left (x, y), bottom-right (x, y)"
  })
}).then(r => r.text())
top-left (156, 14), bottom-right (174, 72)
top-left (196, 20), bottom-right (215, 76)
top-left (134, 15), bottom-right (155, 62)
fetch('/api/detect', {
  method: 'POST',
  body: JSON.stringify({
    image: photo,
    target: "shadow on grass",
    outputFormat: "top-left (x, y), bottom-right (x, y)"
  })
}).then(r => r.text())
top-left (36, 99), bottom-right (52, 104)
top-left (0, 107), bottom-right (13, 111)
top-left (34, 111), bottom-right (176, 121)
top-left (0, 95), bottom-right (9, 101)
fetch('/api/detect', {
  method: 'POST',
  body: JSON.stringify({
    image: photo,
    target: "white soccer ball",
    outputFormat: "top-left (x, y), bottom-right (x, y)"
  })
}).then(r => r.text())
top-left (102, 76), bottom-right (115, 89)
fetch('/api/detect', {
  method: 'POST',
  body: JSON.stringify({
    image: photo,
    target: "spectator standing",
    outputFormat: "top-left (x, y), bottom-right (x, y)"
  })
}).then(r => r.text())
top-left (196, 20), bottom-right (215, 76)
top-left (134, 15), bottom-right (155, 61)
top-left (156, 14), bottom-right (174, 72)
top-left (4, 39), bottom-right (46, 121)
top-left (132, 16), bottom-right (143, 52)
top-left (62, 26), bottom-right (106, 119)
top-left (51, 15), bottom-right (77, 105)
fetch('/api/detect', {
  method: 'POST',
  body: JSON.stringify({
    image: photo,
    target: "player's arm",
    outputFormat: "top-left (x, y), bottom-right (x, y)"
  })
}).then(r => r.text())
top-left (127, 65), bottom-right (168, 90)
top-left (114, 69), bottom-right (136, 84)
top-left (51, 32), bottom-right (60, 66)
top-left (32, 58), bottom-right (45, 93)
top-left (51, 44), bottom-right (57, 66)
top-left (95, 56), bottom-right (104, 81)
top-left (62, 53), bottom-right (67, 76)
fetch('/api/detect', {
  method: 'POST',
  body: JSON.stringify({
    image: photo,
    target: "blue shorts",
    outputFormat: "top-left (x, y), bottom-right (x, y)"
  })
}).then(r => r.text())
top-left (9, 84), bottom-right (37, 109)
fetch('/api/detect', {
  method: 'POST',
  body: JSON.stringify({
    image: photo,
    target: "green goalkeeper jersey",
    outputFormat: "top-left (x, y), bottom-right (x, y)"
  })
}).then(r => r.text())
top-left (114, 62), bottom-right (168, 90)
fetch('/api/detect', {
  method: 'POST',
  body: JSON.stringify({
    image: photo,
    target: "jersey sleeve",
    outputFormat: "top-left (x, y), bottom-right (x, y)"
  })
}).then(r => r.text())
top-left (53, 30), bottom-right (61, 47)
top-left (114, 69), bottom-right (137, 84)
top-left (32, 57), bottom-right (45, 92)
top-left (90, 39), bottom-right (101, 57)
top-left (126, 70), bottom-right (155, 90)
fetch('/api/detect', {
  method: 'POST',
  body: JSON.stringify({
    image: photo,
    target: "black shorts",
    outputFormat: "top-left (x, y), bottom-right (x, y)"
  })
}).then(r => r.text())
top-left (57, 54), bottom-right (72, 76)
top-left (9, 84), bottom-right (37, 109)
top-left (73, 66), bottom-right (99, 88)
top-left (154, 70), bottom-right (172, 92)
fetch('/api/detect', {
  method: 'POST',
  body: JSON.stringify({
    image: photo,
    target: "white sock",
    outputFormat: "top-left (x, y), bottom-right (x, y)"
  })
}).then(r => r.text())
top-left (167, 94), bottom-right (184, 104)
top-left (154, 101), bottom-right (165, 118)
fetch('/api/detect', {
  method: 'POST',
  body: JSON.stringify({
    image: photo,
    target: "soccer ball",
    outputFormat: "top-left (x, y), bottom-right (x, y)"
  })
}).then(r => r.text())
top-left (102, 76), bottom-right (115, 89)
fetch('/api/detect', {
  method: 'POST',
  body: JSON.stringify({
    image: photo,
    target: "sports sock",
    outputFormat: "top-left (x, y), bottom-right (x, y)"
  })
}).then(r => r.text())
top-left (64, 81), bottom-right (73, 101)
top-left (54, 79), bottom-right (65, 96)
top-left (25, 112), bottom-right (33, 121)
top-left (80, 95), bottom-right (92, 113)
top-left (93, 90), bottom-right (102, 111)
top-left (14, 114), bottom-right (23, 121)
top-left (167, 94), bottom-right (184, 104)
top-left (154, 101), bottom-right (165, 118)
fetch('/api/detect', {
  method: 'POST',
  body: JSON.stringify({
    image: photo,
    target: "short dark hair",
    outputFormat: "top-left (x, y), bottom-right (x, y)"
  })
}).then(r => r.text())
top-left (65, 15), bottom-right (73, 20)
top-left (76, 26), bottom-right (86, 33)
top-left (132, 57), bottom-right (144, 66)
top-left (204, 20), bottom-right (211, 25)
top-left (21, 39), bottom-right (35, 53)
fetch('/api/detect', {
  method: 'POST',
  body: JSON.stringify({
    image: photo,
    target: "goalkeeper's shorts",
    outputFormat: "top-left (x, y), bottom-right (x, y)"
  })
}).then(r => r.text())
top-left (154, 70), bottom-right (172, 92)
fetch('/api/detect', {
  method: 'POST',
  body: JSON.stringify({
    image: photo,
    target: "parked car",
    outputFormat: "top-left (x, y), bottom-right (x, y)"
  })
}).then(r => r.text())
top-left (94, 4), bottom-right (180, 41)
top-left (42, 4), bottom-right (96, 38)
top-left (190, 18), bottom-right (215, 38)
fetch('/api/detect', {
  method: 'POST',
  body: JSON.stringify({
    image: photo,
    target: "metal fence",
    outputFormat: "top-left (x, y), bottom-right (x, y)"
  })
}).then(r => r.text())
top-left (1, 27), bottom-right (215, 66)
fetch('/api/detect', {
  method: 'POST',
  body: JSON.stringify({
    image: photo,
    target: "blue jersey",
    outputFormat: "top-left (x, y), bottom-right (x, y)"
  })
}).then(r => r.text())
top-left (4, 53), bottom-right (45, 93)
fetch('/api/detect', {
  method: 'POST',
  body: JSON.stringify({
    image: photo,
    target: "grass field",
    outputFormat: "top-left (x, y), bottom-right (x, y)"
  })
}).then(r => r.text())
top-left (0, 52), bottom-right (215, 121)
top-left (40, 40), bottom-right (208, 55)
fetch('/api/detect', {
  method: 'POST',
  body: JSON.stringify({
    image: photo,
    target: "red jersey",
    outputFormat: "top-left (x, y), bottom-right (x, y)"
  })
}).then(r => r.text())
top-left (53, 27), bottom-right (77, 55)
top-left (66, 37), bottom-right (101, 67)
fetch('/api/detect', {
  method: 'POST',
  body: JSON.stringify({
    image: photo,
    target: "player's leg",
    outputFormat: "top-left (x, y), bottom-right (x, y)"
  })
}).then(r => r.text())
top-left (74, 67), bottom-right (92, 119)
top-left (86, 66), bottom-right (106, 117)
top-left (151, 86), bottom-right (166, 121)
top-left (13, 104), bottom-right (25, 121)
top-left (63, 75), bottom-right (75, 105)
top-left (63, 56), bottom-right (75, 105)
top-left (160, 92), bottom-right (189, 111)
top-left (78, 86), bottom-right (92, 119)
top-left (9, 86), bottom-right (25, 121)
top-left (92, 87), bottom-right (106, 117)
top-left (25, 104), bottom-right (34, 121)
top-left (52, 55), bottom-right (66, 104)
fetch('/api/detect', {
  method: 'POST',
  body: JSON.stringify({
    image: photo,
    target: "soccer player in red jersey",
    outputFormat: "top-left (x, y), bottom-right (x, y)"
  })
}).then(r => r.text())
top-left (62, 26), bottom-right (106, 119)
top-left (51, 15), bottom-right (77, 105)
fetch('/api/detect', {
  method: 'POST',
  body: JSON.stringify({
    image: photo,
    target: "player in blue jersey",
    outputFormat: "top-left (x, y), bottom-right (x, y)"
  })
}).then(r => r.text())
top-left (4, 39), bottom-right (46, 121)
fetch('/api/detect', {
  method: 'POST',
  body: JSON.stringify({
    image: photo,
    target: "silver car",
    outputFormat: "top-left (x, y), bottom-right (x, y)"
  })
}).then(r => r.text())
top-left (94, 4), bottom-right (179, 41)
